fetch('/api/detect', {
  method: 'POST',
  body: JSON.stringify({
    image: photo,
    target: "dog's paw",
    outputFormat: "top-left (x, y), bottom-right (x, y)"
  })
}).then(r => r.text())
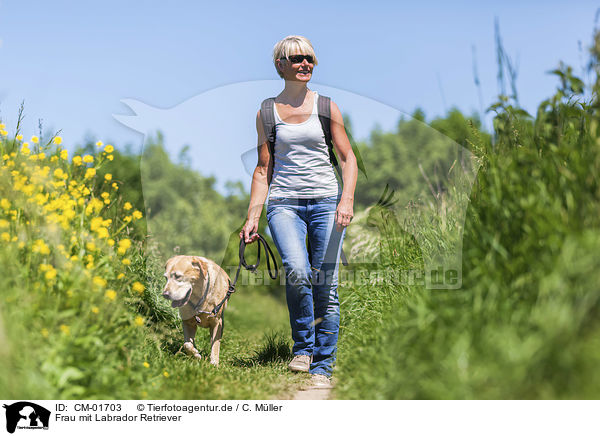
top-left (183, 342), bottom-right (202, 360)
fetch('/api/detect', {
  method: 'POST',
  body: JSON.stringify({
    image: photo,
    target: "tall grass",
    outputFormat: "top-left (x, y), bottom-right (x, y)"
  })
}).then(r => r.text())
top-left (334, 30), bottom-right (600, 399)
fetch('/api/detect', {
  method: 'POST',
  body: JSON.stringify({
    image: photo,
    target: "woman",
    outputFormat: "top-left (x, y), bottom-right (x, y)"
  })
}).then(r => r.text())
top-left (240, 35), bottom-right (357, 387)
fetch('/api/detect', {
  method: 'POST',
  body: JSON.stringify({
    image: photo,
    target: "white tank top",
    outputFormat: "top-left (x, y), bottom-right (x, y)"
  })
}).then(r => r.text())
top-left (268, 91), bottom-right (340, 199)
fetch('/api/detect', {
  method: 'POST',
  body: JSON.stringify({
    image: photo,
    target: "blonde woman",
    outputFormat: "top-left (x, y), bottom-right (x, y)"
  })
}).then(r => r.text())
top-left (240, 35), bottom-right (357, 387)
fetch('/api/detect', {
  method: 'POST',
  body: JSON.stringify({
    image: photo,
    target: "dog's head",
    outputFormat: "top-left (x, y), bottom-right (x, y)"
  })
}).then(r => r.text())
top-left (162, 255), bottom-right (207, 308)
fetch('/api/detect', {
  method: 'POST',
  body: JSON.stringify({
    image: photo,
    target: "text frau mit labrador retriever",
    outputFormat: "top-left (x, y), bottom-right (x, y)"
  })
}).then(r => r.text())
top-left (113, 82), bottom-right (481, 289)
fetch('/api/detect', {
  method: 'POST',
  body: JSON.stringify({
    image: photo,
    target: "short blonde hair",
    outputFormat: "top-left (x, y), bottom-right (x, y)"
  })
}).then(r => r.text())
top-left (272, 35), bottom-right (318, 78)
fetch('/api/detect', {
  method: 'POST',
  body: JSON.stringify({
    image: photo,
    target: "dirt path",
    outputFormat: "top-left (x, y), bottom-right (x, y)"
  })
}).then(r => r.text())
top-left (292, 384), bottom-right (332, 400)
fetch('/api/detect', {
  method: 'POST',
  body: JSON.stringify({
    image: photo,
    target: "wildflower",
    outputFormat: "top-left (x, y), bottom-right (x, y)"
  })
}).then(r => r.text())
top-left (60, 149), bottom-right (68, 160)
top-left (93, 276), bottom-right (107, 287)
top-left (104, 145), bottom-right (114, 153)
top-left (53, 136), bottom-right (62, 145)
top-left (163, 371), bottom-right (169, 378)
top-left (122, 259), bottom-right (131, 266)
top-left (134, 316), bottom-right (144, 326)
top-left (16, 134), bottom-right (23, 141)
top-left (117, 238), bottom-right (131, 255)
top-left (1, 232), bottom-right (10, 242)
top-left (0, 219), bottom-right (8, 228)
top-left (132, 210), bottom-right (143, 220)
top-left (104, 173), bottom-right (112, 181)
top-left (112, 182), bottom-right (119, 191)
top-left (60, 324), bottom-right (70, 335)
top-left (96, 141), bottom-right (103, 147)
top-left (143, 362), bottom-right (150, 368)
top-left (21, 145), bottom-right (31, 156)
top-left (132, 282), bottom-right (145, 294)
top-left (31, 135), bottom-right (39, 144)
top-left (83, 154), bottom-right (94, 164)
top-left (84, 168), bottom-right (96, 179)
top-left (117, 273), bottom-right (125, 279)
top-left (45, 268), bottom-right (57, 280)
top-left (0, 130), bottom-right (7, 136)
top-left (91, 306), bottom-right (99, 314)
top-left (86, 242), bottom-right (97, 252)
top-left (107, 239), bottom-right (115, 246)
top-left (72, 156), bottom-right (82, 166)
top-left (0, 199), bottom-right (9, 210)
top-left (107, 154), bottom-right (114, 161)
top-left (123, 202), bottom-right (133, 211)
top-left (104, 289), bottom-right (117, 301)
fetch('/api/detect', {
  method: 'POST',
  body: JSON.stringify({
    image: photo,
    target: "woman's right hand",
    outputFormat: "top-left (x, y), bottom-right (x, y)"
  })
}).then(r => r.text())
top-left (240, 217), bottom-right (260, 243)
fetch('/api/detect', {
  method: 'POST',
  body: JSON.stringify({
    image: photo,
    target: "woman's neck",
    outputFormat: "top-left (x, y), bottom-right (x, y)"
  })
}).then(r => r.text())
top-left (279, 81), bottom-right (311, 106)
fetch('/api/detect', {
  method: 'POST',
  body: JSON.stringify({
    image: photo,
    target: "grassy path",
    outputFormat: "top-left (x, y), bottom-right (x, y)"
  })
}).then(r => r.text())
top-left (140, 284), bottom-right (313, 399)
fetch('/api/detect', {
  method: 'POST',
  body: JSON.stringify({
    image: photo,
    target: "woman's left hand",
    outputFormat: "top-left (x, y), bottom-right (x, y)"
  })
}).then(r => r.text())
top-left (335, 197), bottom-right (354, 232)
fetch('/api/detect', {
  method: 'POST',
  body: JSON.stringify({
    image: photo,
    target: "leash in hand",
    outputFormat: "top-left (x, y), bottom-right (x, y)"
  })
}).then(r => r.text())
top-left (208, 232), bottom-right (278, 318)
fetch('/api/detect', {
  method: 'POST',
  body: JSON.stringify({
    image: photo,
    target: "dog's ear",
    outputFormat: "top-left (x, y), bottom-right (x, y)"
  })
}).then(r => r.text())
top-left (191, 257), bottom-right (208, 278)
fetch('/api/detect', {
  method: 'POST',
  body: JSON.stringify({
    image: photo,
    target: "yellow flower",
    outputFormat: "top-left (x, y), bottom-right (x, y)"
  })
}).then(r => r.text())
top-left (132, 210), bottom-right (143, 220)
top-left (83, 154), bottom-right (94, 163)
top-left (1, 232), bottom-right (10, 242)
top-left (45, 269), bottom-right (57, 280)
top-left (96, 141), bottom-right (103, 147)
top-left (0, 130), bottom-right (7, 136)
top-left (86, 242), bottom-right (96, 252)
top-left (60, 149), bottom-right (68, 160)
top-left (143, 362), bottom-right (150, 368)
top-left (31, 135), bottom-right (39, 144)
top-left (122, 258), bottom-right (131, 266)
top-left (0, 123), bottom-right (5, 129)
top-left (107, 154), bottom-right (114, 161)
top-left (163, 371), bottom-right (169, 378)
top-left (134, 316), bottom-right (144, 326)
top-left (117, 238), bottom-right (131, 255)
top-left (104, 145), bottom-right (114, 153)
top-left (72, 156), bottom-right (82, 166)
top-left (21, 145), bottom-right (30, 156)
top-left (117, 273), bottom-right (125, 279)
top-left (0, 219), bottom-right (8, 228)
top-left (101, 192), bottom-right (110, 199)
top-left (84, 168), bottom-right (96, 179)
top-left (60, 324), bottom-right (70, 335)
top-left (91, 306), bottom-right (99, 314)
top-left (112, 182), bottom-right (119, 191)
top-left (53, 136), bottom-right (63, 145)
top-left (132, 282), bottom-right (145, 294)
top-left (123, 202), bottom-right (133, 211)
top-left (104, 289), bottom-right (117, 301)
top-left (107, 239), bottom-right (115, 246)
top-left (16, 134), bottom-right (23, 141)
top-left (104, 173), bottom-right (112, 181)
top-left (0, 199), bottom-right (10, 210)
top-left (93, 276), bottom-right (107, 287)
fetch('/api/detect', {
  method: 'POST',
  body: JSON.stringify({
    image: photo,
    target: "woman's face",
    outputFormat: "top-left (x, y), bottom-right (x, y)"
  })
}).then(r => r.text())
top-left (278, 52), bottom-right (314, 82)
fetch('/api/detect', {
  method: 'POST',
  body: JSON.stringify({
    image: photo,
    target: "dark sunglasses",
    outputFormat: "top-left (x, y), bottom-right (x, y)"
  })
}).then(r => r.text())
top-left (285, 54), bottom-right (314, 64)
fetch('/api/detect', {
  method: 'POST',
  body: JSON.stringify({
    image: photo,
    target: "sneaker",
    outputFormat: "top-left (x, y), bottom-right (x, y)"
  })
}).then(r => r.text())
top-left (288, 354), bottom-right (312, 372)
top-left (310, 374), bottom-right (332, 389)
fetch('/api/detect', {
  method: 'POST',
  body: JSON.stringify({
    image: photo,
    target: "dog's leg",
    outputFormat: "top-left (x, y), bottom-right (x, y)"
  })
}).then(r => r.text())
top-left (182, 318), bottom-right (202, 360)
top-left (208, 317), bottom-right (224, 366)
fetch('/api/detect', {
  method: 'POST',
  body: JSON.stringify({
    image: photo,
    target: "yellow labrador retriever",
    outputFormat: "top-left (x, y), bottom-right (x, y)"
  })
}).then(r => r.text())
top-left (162, 255), bottom-right (230, 366)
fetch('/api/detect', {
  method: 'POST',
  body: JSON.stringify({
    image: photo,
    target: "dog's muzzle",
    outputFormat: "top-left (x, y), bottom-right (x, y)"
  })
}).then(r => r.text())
top-left (163, 287), bottom-right (192, 308)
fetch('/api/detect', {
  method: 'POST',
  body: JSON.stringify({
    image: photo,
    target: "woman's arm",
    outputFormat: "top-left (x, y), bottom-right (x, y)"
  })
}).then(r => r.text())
top-left (330, 101), bottom-right (358, 231)
top-left (240, 110), bottom-right (273, 243)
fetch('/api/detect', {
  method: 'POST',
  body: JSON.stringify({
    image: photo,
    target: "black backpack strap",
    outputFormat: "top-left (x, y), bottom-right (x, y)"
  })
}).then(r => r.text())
top-left (317, 95), bottom-right (343, 182)
top-left (260, 98), bottom-right (276, 156)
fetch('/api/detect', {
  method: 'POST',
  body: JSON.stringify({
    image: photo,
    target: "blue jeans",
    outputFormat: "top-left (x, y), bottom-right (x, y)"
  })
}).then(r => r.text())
top-left (266, 195), bottom-right (346, 377)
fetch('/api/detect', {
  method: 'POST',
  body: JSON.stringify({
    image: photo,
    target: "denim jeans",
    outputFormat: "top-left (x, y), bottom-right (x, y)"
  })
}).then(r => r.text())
top-left (266, 195), bottom-right (346, 377)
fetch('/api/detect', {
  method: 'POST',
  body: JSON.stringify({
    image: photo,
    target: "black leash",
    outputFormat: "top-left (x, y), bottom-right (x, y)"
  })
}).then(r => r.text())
top-left (207, 232), bottom-right (278, 318)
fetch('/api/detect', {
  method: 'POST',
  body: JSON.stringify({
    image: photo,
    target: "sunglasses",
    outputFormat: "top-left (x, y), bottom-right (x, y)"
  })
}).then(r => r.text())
top-left (285, 54), bottom-right (314, 64)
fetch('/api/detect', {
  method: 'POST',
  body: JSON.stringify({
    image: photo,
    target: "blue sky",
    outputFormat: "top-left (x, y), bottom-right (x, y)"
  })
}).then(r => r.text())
top-left (0, 0), bottom-right (597, 192)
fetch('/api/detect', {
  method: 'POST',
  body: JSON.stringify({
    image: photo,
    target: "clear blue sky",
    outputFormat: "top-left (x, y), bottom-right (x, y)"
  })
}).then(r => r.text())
top-left (0, 0), bottom-right (597, 192)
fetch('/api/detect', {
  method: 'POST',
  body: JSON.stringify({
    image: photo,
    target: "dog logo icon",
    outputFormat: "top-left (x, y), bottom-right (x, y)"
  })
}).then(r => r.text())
top-left (2, 402), bottom-right (50, 433)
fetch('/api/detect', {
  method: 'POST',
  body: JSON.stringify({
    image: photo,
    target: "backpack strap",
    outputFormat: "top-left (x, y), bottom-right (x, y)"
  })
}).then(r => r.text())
top-left (317, 95), bottom-right (343, 182)
top-left (260, 97), bottom-right (277, 156)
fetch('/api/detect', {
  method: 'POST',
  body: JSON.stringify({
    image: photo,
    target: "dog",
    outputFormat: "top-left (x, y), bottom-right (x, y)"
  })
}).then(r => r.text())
top-left (162, 255), bottom-right (230, 366)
